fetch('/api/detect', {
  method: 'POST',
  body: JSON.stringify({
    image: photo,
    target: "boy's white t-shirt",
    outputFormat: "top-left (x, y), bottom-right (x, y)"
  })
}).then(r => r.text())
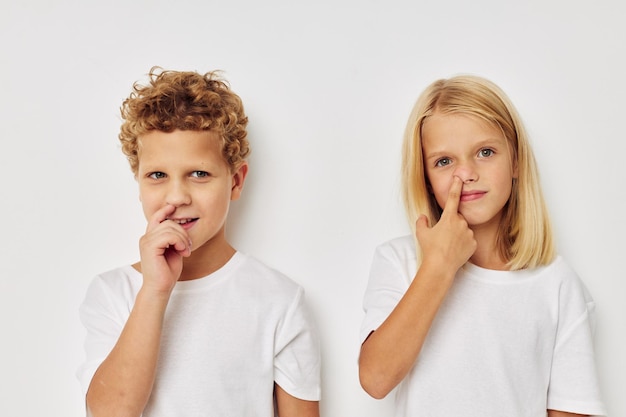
top-left (360, 235), bottom-right (606, 417)
top-left (77, 252), bottom-right (320, 416)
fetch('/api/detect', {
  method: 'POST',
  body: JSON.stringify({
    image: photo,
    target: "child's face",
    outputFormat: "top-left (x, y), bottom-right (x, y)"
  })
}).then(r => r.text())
top-left (135, 129), bottom-right (247, 256)
top-left (421, 113), bottom-right (516, 232)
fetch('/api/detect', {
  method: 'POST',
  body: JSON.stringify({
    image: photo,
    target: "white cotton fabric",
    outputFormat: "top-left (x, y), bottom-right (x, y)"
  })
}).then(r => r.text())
top-left (77, 252), bottom-right (320, 417)
top-left (360, 235), bottom-right (606, 417)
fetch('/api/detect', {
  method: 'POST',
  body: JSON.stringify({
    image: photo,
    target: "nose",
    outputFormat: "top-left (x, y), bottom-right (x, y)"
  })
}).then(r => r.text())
top-left (166, 180), bottom-right (191, 207)
top-left (453, 161), bottom-right (478, 183)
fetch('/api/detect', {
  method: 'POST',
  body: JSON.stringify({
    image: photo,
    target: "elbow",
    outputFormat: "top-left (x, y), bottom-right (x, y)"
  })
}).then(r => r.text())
top-left (85, 391), bottom-right (140, 417)
top-left (364, 387), bottom-right (391, 400)
top-left (358, 362), bottom-right (394, 400)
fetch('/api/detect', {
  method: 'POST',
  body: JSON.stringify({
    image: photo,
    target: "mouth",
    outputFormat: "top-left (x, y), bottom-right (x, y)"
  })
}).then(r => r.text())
top-left (167, 217), bottom-right (199, 228)
top-left (460, 191), bottom-right (486, 202)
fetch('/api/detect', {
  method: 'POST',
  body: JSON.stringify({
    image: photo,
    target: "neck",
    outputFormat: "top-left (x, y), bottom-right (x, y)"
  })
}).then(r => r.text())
top-left (133, 231), bottom-right (237, 281)
top-left (468, 223), bottom-right (509, 271)
top-left (179, 235), bottom-right (236, 281)
top-left (470, 246), bottom-right (508, 270)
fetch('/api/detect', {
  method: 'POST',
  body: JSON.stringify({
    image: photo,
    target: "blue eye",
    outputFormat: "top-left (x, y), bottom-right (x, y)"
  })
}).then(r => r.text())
top-left (148, 172), bottom-right (166, 179)
top-left (435, 158), bottom-right (451, 167)
top-left (191, 171), bottom-right (210, 178)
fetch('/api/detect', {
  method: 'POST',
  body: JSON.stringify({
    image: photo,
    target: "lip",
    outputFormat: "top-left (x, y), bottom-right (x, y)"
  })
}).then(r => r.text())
top-left (460, 190), bottom-right (486, 202)
top-left (167, 217), bottom-right (199, 230)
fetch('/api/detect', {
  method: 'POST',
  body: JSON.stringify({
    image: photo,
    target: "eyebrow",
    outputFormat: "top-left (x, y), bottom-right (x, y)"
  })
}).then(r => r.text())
top-left (423, 137), bottom-right (506, 159)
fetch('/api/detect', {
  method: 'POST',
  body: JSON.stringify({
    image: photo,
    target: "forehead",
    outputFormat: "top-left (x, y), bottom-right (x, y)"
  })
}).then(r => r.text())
top-left (137, 130), bottom-right (226, 168)
top-left (421, 113), bottom-right (505, 150)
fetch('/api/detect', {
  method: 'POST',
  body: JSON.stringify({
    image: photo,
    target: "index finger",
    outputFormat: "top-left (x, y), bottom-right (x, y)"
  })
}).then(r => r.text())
top-left (147, 204), bottom-right (177, 230)
top-left (443, 176), bottom-right (463, 215)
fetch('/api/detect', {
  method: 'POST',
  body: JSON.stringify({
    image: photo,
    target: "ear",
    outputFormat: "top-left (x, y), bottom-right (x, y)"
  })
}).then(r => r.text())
top-left (230, 161), bottom-right (248, 201)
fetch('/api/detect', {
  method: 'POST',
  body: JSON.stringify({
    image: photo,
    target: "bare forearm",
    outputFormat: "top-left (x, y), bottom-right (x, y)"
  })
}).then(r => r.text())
top-left (86, 289), bottom-right (170, 417)
top-left (359, 261), bottom-right (455, 399)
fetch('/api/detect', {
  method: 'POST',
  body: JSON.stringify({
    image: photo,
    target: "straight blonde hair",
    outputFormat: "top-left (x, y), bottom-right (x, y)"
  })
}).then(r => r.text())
top-left (401, 75), bottom-right (555, 270)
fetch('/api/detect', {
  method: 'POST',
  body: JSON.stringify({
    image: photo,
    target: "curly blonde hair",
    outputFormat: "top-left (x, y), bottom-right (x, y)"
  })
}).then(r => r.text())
top-left (119, 67), bottom-right (250, 173)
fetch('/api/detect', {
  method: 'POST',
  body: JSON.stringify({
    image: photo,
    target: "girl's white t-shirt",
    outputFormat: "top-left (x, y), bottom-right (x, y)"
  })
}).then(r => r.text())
top-left (361, 235), bottom-right (606, 417)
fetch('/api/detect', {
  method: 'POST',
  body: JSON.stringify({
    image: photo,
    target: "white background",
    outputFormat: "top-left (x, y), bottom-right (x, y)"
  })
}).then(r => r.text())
top-left (1, 1), bottom-right (624, 416)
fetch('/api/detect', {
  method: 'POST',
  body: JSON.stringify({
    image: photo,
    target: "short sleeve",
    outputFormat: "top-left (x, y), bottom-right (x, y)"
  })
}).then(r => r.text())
top-left (273, 287), bottom-right (321, 401)
top-left (360, 237), bottom-right (416, 344)
top-left (547, 266), bottom-right (607, 416)
top-left (75, 273), bottom-right (134, 397)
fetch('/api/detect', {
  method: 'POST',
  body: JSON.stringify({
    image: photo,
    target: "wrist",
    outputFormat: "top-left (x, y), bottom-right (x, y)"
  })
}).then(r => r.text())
top-left (136, 284), bottom-right (173, 307)
top-left (418, 257), bottom-right (459, 284)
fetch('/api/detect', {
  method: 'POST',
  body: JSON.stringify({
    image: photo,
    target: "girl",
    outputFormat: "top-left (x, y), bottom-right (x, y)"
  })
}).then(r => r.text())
top-left (358, 75), bottom-right (606, 416)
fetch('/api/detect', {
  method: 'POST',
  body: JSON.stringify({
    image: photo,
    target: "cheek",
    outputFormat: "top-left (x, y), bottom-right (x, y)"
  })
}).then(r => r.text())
top-left (138, 189), bottom-right (160, 216)
top-left (428, 174), bottom-right (451, 208)
top-left (204, 185), bottom-right (233, 214)
top-left (499, 176), bottom-right (515, 201)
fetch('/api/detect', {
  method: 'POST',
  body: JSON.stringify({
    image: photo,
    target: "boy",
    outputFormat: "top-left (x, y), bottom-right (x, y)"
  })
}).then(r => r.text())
top-left (77, 68), bottom-right (321, 417)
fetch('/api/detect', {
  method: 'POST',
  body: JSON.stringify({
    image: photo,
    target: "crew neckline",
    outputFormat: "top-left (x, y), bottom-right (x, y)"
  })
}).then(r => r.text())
top-left (461, 257), bottom-right (556, 284)
top-left (124, 251), bottom-right (246, 292)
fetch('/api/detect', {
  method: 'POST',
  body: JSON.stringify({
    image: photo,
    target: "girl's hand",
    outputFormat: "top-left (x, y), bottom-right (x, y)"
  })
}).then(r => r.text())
top-left (415, 176), bottom-right (476, 274)
top-left (138, 204), bottom-right (192, 295)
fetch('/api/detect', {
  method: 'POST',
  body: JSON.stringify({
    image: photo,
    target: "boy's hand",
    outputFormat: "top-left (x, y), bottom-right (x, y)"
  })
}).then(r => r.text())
top-left (138, 204), bottom-right (192, 295)
top-left (415, 176), bottom-right (476, 274)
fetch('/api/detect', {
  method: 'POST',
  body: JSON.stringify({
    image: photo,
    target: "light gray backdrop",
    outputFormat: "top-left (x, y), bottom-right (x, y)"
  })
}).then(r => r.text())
top-left (1, 1), bottom-right (624, 416)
